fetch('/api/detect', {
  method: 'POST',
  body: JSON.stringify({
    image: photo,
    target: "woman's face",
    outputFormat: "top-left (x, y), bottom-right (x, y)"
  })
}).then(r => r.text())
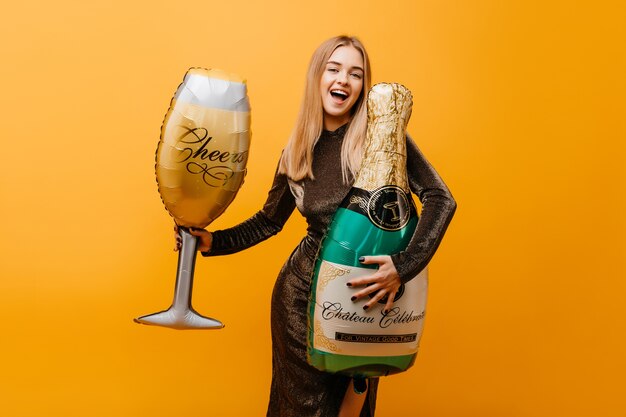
top-left (319, 45), bottom-right (364, 131)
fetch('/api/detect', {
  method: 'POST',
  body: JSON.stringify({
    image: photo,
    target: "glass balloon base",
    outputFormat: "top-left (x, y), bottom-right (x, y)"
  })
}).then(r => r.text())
top-left (134, 306), bottom-right (223, 329)
top-left (134, 227), bottom-right (224, 330)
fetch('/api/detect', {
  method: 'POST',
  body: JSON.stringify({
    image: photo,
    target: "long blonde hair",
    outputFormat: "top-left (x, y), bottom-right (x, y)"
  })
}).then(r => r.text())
top-left (279, 35), bottom-right (372, 183)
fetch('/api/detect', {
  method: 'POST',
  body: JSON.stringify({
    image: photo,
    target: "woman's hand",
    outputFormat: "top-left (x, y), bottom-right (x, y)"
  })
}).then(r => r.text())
top-left (173, 225), bottom-right (213, 253)
top-left (347, 255), bottom-right (402, 314)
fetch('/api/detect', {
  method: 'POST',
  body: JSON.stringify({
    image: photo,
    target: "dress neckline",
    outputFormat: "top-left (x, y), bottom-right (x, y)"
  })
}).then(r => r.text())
top-left (321, 123), bottom-right (348, 139)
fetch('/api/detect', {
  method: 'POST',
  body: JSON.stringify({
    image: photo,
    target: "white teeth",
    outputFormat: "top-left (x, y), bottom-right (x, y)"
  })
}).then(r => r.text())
top-left (331, 89), bottom-right (348, 98)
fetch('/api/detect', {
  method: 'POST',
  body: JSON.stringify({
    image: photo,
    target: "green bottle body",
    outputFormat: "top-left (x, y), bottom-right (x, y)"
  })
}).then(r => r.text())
top-left (307, 185), bottom-right (428, 378)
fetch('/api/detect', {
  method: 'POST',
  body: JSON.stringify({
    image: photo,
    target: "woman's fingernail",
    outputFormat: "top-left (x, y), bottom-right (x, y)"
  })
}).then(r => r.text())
top-left (351, 296), bottom-right (357, 302)
top-left (382, 309), bottom-right (388, 315)
top-left (363, 305), bottom-right (369, 311)
top-left (358, 256), bottom-right (365, 262)
top-left (346, 282), bottom-right (352, 287)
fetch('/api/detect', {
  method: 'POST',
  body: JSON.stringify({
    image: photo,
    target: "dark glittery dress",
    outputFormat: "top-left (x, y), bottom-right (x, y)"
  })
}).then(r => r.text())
top-left (203, 124), bottom-right (456, 417)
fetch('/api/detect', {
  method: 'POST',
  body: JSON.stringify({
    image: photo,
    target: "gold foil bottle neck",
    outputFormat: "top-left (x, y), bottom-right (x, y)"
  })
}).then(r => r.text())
top-left (353, 83), bottom-right (413, 193)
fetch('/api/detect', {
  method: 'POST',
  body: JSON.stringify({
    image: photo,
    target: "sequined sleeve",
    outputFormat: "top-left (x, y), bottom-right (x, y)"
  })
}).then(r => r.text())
top-left (202, 160), bottom-right (296, 256)
top-left (390, 135), bottom-right (457, 283)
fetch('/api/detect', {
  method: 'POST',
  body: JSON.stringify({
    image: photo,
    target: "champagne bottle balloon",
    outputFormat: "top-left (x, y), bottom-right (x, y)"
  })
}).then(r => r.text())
top-left (134, 68), bottom-right (251, 330)
top-left (307, 83), bottom-right (428, 377)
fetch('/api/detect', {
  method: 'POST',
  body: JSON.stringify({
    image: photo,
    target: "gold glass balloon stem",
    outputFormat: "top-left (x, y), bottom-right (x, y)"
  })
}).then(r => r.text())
top-left (134, 228), bottom-right (224, 330)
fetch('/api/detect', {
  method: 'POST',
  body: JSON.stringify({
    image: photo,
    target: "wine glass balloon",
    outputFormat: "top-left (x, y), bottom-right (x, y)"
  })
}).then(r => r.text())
top-left (134, 68), bottom-right (251, 329)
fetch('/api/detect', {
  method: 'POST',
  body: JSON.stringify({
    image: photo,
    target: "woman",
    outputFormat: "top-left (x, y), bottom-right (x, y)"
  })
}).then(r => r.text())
top-left (176, 35), bottom-right (456, 417)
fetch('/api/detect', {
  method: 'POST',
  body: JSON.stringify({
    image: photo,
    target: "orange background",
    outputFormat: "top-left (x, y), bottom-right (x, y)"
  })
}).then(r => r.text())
top-left (1, 1), bottom-right (624, 416)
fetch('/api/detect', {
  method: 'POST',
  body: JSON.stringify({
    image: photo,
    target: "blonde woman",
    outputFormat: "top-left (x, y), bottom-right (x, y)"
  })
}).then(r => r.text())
top-left (176, 35), bottom-right (456, 417)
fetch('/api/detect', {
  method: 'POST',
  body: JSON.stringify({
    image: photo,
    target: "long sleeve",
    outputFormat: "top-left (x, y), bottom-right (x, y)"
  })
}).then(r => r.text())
top-left (390, 135), bottom-right (457, 283)
top-left (202, 159), bottom-right (297, 256)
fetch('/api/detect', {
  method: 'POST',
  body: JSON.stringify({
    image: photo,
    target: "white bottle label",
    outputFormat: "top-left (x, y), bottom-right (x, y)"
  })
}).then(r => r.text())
top-left (312, 260), bottom-right (428, 357)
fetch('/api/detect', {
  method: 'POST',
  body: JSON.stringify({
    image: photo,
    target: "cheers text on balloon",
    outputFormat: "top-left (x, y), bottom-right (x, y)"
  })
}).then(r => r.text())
top-left (175, 126), bottom-right (248, 187)
top-left (176, 126), bottom-right (249, 164)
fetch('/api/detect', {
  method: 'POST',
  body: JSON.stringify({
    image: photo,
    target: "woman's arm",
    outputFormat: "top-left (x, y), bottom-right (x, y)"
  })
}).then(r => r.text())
top-left (390, 135), bottom-right (457, 283)
top-left (345, 135), bottom-right (457, 311)
top-left (201, 159), bottom-right (297, 256)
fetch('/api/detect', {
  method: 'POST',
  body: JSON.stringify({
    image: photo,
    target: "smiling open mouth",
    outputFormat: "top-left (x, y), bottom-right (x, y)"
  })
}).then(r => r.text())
top-left (330, 90), bottom-right (349, 102)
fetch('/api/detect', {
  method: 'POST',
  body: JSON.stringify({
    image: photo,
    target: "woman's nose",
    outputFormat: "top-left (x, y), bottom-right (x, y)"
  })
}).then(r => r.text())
top-left (337, 70), bottom-right (349, 84)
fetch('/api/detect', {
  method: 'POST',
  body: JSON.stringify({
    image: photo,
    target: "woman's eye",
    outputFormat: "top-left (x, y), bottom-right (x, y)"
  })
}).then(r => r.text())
top-left (351, 73), bottom-right (363, 79)
top-left (327, 67), bottom-right (339, 73)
